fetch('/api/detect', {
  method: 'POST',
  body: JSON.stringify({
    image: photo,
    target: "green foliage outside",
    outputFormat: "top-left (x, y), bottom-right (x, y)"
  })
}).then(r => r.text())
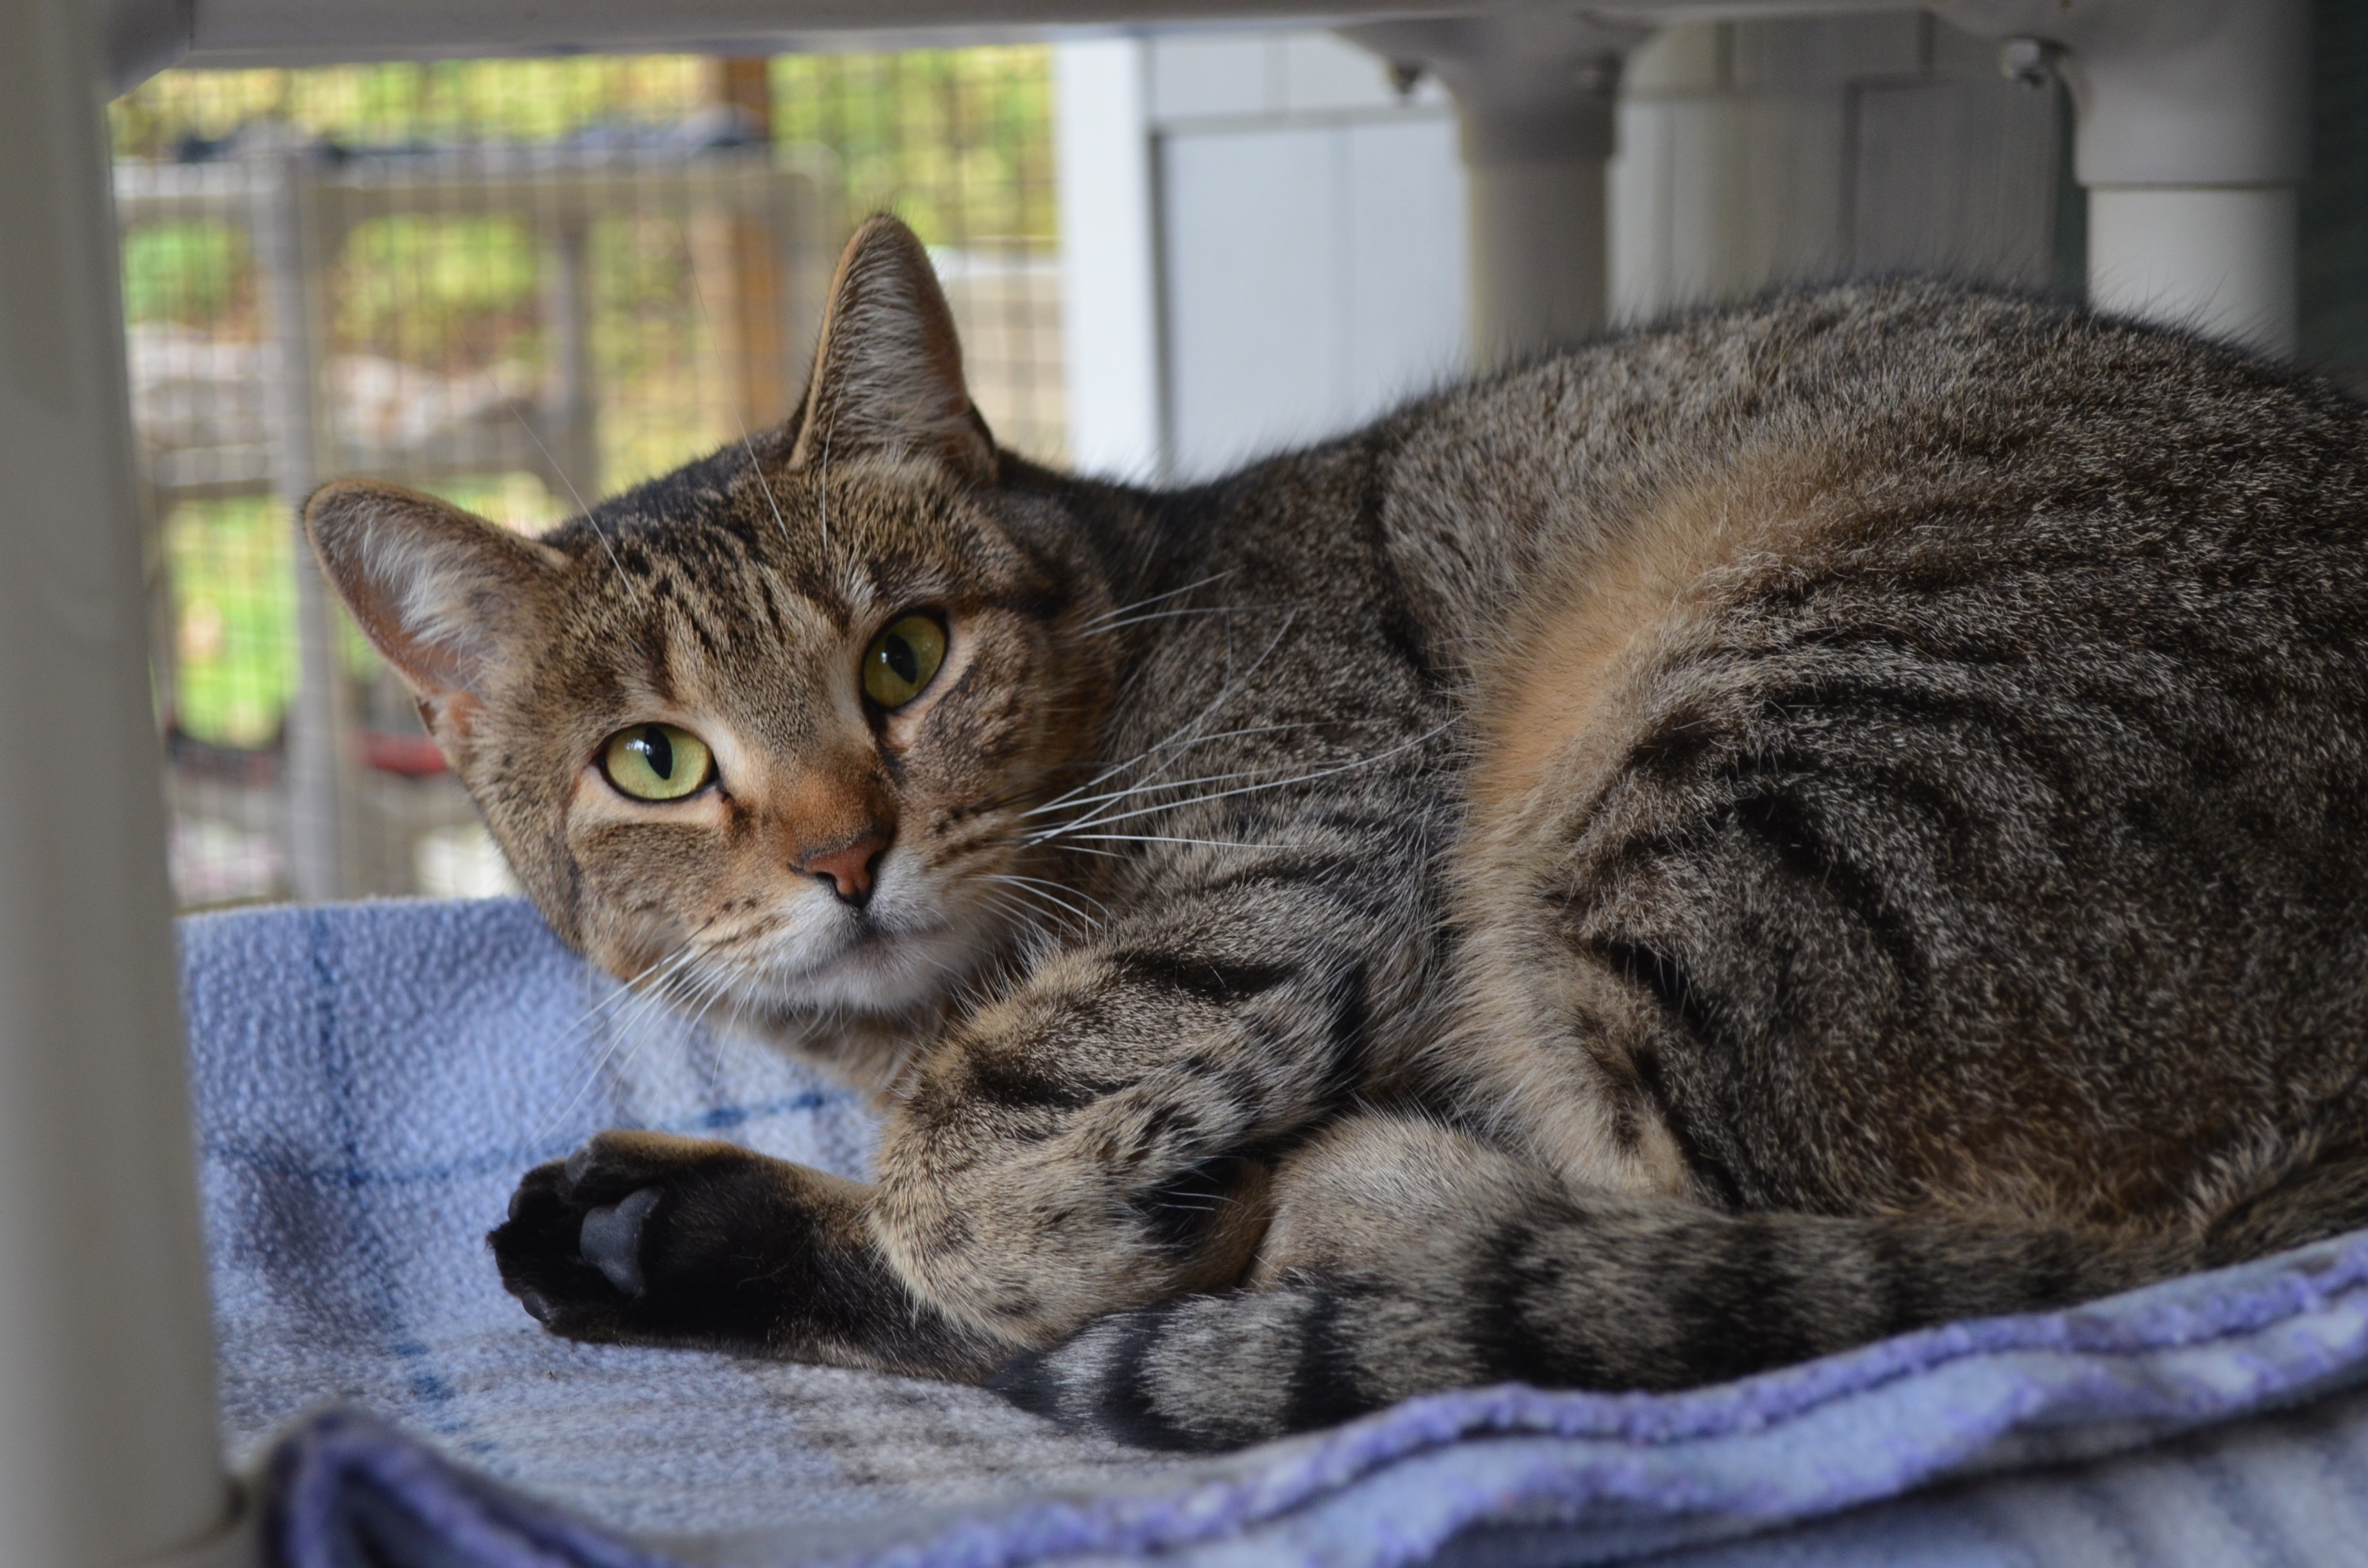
top-left (122, 221), bottom-right (251, 325)
top-left (164, 497), bottom-right (297, 748)
top-left (334, 216), bottom-right (541, 363)
top-left (111, 58), bottom-right (718, 158)
top-left (110, 50), bottom-right (1057, 241)
top-left (773, 49), bottom-right (1057, 245)
top-left (584, 213), bottom-right (710, 495)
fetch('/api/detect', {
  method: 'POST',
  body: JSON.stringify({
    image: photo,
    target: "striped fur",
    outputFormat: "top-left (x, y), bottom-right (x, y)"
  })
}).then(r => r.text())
top-left (310, 217), bottom-right (2368, 1448)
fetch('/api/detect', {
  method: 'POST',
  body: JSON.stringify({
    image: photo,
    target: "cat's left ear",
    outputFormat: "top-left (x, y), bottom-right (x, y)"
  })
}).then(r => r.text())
top-left (789, 215), bottom-right (998, 486)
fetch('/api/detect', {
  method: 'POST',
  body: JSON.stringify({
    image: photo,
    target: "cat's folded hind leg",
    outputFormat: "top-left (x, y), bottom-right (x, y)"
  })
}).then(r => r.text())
top-left (489, 1129), bottom-right (1008, 1380)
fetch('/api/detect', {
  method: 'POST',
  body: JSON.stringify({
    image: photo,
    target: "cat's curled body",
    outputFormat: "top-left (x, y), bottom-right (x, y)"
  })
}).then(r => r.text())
top-left (309, 216), bottom-right (2368, 1451)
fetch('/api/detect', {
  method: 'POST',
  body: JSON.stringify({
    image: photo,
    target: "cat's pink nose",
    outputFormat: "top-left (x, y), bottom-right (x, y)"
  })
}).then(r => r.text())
top-left (798, 829), bottom-right (889, 906)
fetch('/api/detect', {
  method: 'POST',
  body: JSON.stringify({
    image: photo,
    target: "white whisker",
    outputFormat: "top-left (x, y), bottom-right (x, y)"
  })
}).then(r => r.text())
top-left (993, 872), bottom-right (1114, 917)
top-left (973, 888), bottom-right (1043, 937)
top-left (980, 874), bottom-right (1103, 933)
top-left (1089, 605), bottom-right (1259, 634)
top-left (535, 943), bottom-right (700, 1066)
top-left (1025, 615), bottom-right (1301, 824)
top-left (1028, 717), bottom-right (1455, 844)
top-left (1022, 759), bottom-right (1308, 819)
top-left (1064, 833), bottom-right (1295, 851)
top-left (1078, 569), bottom-right (1241, 632)
top-left (675, 967), bottom-right (741, 1046)
top-left (527, 945), bottom-right (703, 1148)
top-left (1026, 722), bottom-right (1325, 818)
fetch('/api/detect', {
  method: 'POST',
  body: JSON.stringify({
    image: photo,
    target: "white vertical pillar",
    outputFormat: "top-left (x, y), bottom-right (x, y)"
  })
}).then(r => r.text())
top-left (0, 0), bottom-right (240, 1562)
top-left (2088, 186), bottom-right (2299, 356)
top-left (541, 217), bottom-right (600, 502)
top-left (2071, 0), bottom-right (2309, 356)
top-left (1340, 13), bottom-right (1640, 369)
top-left (251, 148), bottom-right (353, 899)
top-left (1054, 37), bottom-right (1165, 481)
top-left (1460, 122), bottom-right (1613, 364)
top-left (1948, 0), bottom-right (2309, 357)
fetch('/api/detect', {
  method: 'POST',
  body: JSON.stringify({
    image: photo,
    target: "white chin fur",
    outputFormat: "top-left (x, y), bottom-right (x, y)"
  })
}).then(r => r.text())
top-left (727, 858), bottom-right (999, 1017)
top-left (783, 920), bottom-right (989, 1014)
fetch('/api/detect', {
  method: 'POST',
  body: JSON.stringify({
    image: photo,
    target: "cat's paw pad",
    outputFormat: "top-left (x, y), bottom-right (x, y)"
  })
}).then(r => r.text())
top-left (578, 1186), bottom-right (659, 1296)
top-left (488, 1130), bottom-right (761, 1344)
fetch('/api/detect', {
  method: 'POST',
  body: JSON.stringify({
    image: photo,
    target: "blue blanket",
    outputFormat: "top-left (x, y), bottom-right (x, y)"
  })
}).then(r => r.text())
top-left (185, 898), bottom-right (2368, 1567)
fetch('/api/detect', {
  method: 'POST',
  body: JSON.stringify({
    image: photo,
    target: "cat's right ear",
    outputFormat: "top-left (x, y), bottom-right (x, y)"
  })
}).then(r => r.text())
top-left (304, 480), bottom-right (566, 740)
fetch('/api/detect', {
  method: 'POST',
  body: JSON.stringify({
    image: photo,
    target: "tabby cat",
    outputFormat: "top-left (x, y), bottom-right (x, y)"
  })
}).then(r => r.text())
top-left (307, 215), bottom-right (2368, 1450)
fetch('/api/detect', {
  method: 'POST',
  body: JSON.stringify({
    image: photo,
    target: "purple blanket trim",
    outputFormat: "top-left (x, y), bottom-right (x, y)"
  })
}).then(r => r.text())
top-left (270, 1410), bottom-right (676, 1568)
top-left (268, 1231), bottom-right (2368, 1568)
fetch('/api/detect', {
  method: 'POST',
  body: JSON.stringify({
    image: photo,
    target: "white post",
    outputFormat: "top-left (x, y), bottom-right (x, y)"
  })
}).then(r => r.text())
top-left (1054, 36), bottom-right (1165, 482)
top-left (251, 146), bottom-right (354, 899)
top-left (1948, 0), bottom-right (2310, 356)
top-left (1463, 143), bottom-right (1611, 366)
top-left (1341, 13), bottom-right (1642, 368)
top-left (0, 0), bottom-right (244, 1562)
top-left (2087, 187), bottom-right (2299, 357)
top-left (541, 216), bottom-right (601, 502)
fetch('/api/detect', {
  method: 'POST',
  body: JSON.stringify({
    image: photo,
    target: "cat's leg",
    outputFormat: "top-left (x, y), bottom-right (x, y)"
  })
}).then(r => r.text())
top-left (861, 935), bottom-right (1407, 1348)
top-left (491, 892), bottom-right (1423, 1373)
top-left (993, 1112), bottom-right (2203, 1450)
top-left (489, 1130), bottom-right (1008, 1378)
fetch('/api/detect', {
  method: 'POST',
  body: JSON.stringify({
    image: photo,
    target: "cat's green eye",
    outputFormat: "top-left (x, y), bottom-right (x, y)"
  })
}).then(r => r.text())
top-left (600, 723), bottom-right (714, 803)
top-left (861, 613), bottom-right (948, 710)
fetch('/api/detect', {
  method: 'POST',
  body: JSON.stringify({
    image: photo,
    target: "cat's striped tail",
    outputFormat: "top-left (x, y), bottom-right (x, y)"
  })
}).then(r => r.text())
top-left (987, 1182), bottom-right (2274, 1451)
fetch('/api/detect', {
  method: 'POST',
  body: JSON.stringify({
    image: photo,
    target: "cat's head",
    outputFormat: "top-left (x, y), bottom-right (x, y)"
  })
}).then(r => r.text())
top-left (308, 216), bottom-right (1115, 1045)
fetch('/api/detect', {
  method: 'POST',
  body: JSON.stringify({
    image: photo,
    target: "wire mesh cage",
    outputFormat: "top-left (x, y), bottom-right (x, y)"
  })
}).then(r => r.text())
top-left (111, 49), bottom-right (1065, 910)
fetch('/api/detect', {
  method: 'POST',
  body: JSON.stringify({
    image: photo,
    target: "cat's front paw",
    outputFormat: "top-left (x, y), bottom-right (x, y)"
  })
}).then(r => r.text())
top-left (491, 1129), bottom-right (1038, 1379)
top-left (489, 1129), bottom-right (819, 1350)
